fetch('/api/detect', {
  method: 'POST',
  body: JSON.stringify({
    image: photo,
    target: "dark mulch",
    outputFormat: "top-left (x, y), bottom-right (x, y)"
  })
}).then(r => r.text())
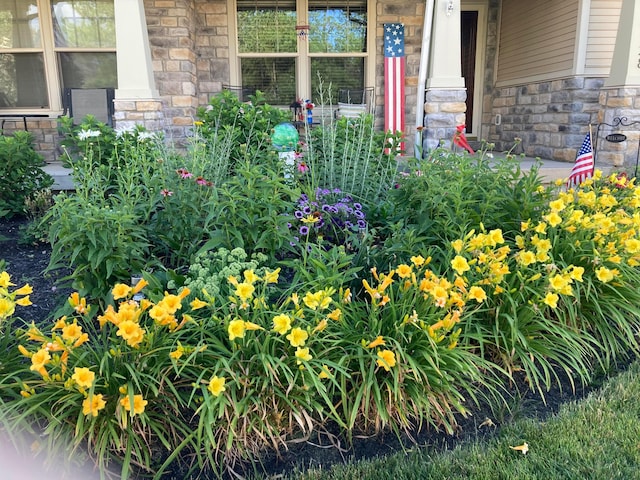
top-left (0, 215), bottom-right (71, 325)
top-left (0, 215), bottom-right (631, 479)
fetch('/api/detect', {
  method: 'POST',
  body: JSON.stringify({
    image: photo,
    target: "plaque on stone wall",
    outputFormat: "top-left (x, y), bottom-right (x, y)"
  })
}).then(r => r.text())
top-left (605, 133), bottom-right (627, 143)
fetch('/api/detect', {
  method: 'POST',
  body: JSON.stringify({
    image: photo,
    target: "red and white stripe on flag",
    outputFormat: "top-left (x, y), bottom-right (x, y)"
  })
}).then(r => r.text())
top-left (384, 23), bottom-right (405, 150)
top-left (567, 132), bottom-right (594, 188)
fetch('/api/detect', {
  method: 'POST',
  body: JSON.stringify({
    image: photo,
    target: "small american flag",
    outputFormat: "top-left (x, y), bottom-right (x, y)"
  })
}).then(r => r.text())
top-left (567, 132), bottom-right (594, 188)
top-left (384, 23), bottom-right (405, 149)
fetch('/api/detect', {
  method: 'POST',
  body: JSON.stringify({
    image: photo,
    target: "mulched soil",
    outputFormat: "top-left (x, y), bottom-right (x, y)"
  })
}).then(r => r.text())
top-left (0, 215), bottom-right (630, 479)
top-left (0, 215), bottom-right (72, 325)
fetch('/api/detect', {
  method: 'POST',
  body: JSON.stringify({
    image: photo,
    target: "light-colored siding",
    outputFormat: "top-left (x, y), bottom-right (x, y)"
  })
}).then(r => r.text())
top-left (584, 0), bottom-right (622, 74)
top-left (497, 0), bottom-right (578, 85)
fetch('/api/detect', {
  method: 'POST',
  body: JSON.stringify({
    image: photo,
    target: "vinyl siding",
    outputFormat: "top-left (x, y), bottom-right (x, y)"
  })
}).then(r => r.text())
top-left (497, 0), bottom-right (578, 84)
top-left (584, 0), bottom-right (622, 74)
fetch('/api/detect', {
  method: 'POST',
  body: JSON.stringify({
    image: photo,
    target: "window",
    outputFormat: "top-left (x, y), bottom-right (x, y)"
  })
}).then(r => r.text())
top-left (0, 0), bottom-right (116, 112)
top-left (234, 0), bottom-right (370, 106)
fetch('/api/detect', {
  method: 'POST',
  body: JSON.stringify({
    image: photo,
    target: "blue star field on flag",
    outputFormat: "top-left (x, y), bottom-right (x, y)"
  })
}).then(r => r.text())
top-left (384, 23), bottom-right (405, 58)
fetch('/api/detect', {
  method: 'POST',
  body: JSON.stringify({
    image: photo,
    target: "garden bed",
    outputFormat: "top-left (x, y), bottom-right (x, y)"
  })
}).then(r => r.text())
top-left (0, 215), bottom-right (625, 479)
top-left (2, 94), bottom-right (640, 479)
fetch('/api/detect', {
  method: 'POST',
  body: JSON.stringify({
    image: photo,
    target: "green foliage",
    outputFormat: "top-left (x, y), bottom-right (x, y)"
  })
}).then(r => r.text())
top-left (176, 247), bottom-right (269, 300)
top-left (304, 114), bottom-right (400, 208)
top-left (45, 194), bottom-right (152, 299)
top-left (0, 132), bottom-right (53, 218)
top-left (46, 122), bottom-right (233, 295)
top-left (196, 90), bottom-right (290, 165)
top-left (381, 151), bottom-right (551, 265)
top-left (203, 160), bottom-right (299, 255)
top-left (58, 115), bottom-right (118, 167)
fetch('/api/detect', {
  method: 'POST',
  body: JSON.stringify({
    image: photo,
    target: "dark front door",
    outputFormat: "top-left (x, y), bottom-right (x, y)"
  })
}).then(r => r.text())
top-left (461, 10), bottom-right (478, 136)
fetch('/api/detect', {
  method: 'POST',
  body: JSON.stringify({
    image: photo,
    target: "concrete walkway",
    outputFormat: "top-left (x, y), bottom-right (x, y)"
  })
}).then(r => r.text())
top-left (42, 156), bottom-right (579, 191)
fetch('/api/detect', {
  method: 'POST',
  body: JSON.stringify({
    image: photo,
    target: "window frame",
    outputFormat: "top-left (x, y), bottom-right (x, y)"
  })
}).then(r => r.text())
top-left (0, 0), bottom-right (116, 115)
top-left (229, 0), bottom-right (375, 103)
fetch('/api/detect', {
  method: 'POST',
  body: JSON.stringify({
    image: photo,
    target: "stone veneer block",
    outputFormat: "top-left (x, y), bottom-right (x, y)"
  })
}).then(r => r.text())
top-left (136, 101), bottom-right (163, 111)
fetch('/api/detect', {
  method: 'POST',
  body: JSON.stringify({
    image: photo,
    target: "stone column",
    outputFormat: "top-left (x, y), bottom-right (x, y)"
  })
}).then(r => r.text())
top-left (113, 0), bottom-right (164, 131)
top-left (426, 0), bottom-right (464, 89)
top-left (423, 0), bottom-right (467, 151)
top-left (604, 0), bottom-right (640, 88)
top-left (599, 0), bottom-right (640, 171)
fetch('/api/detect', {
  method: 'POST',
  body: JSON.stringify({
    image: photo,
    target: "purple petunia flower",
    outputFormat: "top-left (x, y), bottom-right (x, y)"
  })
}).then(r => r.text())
top-left (300, 226), bottom-right (309, 235)
top-left (357, 219), bottom-right (367, 229)
top-left (294, 210), bottom-right (304, 219)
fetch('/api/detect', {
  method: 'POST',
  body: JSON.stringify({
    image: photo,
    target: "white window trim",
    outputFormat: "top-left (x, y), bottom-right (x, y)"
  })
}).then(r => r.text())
top-left (228, 0), bottom-right (376, 102)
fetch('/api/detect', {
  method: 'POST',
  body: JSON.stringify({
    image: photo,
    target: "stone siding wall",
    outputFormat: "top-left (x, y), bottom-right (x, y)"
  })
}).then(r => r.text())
top-left (113, 99), bottom-right (165, 133)
top-left (194, 0), bottom-right (231, 106)
top-left (487, 77), bottom-right (603, 162)
top-left (144, 0), bottom-right (198, 142)
top-left (422, 89), bottom-right (467, 151)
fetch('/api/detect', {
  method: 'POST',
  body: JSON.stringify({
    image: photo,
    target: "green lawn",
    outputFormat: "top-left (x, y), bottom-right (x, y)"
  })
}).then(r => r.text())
top-left (287, 361), bottom-right (640, 480)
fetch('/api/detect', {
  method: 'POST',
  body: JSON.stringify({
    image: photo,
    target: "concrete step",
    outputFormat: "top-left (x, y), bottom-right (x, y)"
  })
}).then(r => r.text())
top-left (42, 162), bottom-right (74, 191)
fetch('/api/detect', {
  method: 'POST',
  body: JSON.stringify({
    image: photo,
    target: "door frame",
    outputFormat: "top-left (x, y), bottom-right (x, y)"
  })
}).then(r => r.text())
top-left (461, 0), bottom-right (487, 140)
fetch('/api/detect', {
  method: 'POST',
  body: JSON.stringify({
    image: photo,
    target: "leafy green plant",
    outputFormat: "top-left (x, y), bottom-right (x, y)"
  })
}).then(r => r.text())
top-left (202, 160), bottom-right (299, 257)
top-left (45, 194), bottom-right (152, 299)
top-left (58, 115), bottom-right (118, 167)
top-left (378, 150), bottom-right (551, 266)
top-left (175, 247), bottom-right (269, 300)
top-left (0, 132), bottom-right (53, 218)
top-left (196, 90), bottom-right (290, 165)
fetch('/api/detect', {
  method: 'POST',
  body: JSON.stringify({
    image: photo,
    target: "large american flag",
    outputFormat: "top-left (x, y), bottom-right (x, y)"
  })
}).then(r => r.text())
top-left (384, 23), bottom-right (405, 147)
top-left (567, 132), bottom-right (594, 188)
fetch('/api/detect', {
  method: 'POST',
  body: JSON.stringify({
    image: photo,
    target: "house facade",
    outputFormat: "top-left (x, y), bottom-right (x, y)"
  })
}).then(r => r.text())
top-left (1, 0), bottom-right (639, 170)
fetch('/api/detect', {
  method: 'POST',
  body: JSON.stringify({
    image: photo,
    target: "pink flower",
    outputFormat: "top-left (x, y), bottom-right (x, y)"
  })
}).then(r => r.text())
top-left (297, 162), bottom-right (309, 173)
top-left (160, 189), bottom-right (173, 197)
top-left (176, 168), bottom-right (193, 179)
top-left (196, 176), bottom-right (207, 185)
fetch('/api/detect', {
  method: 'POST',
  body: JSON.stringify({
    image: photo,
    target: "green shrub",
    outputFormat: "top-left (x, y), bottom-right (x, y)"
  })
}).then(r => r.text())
top-left (380, 151), bottom-right (551, 265)
top-left (46, 195), bottom-right (152, 299)
top-left (202, 160), bottom-right (299, 256)
top-left (0, 132), bottom-right (53, 218)
top-left (196, 90), bottom-right (290, 165)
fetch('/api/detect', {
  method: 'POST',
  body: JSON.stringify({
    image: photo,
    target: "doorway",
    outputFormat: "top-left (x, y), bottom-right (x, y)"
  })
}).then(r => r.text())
top-left (461, 2), bottom-right (487, 139)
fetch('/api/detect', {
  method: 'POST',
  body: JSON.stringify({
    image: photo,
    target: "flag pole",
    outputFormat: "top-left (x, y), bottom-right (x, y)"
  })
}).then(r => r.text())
top-left (589, 123), bottom-right (594, 170)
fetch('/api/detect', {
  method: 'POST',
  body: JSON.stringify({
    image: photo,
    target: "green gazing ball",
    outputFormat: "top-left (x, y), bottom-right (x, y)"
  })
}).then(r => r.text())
top-left (271, 123), bottom-right (299, 152)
